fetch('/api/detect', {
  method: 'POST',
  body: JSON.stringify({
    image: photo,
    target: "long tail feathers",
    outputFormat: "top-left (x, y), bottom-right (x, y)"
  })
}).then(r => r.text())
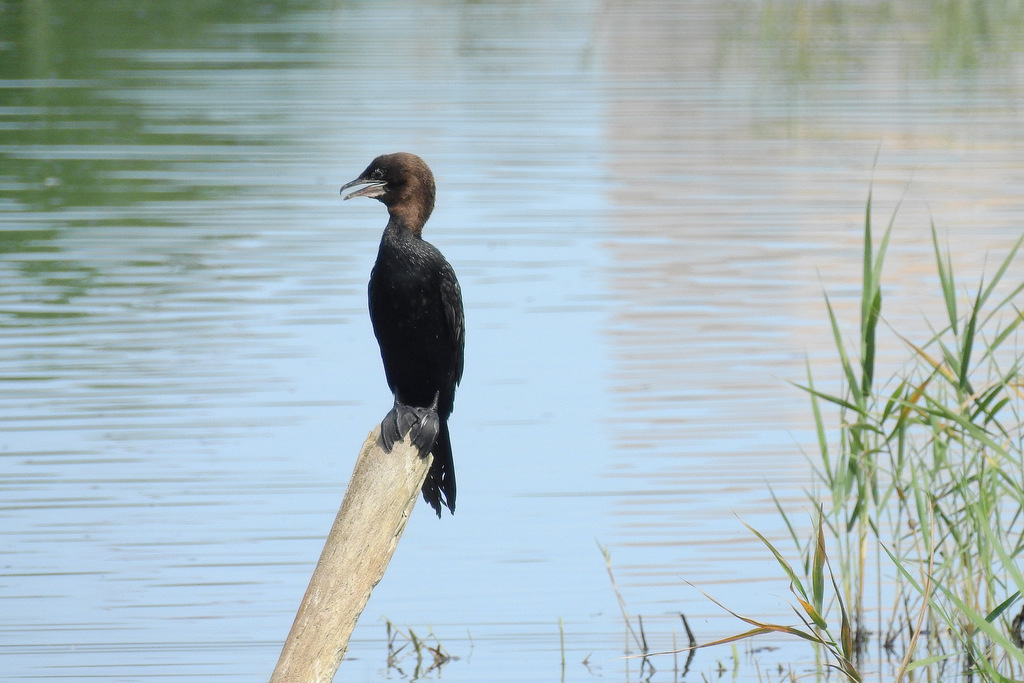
top-left (422, 420), bottom-right (456, 517)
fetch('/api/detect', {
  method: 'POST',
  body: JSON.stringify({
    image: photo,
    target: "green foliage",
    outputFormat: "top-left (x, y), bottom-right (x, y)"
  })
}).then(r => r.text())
top-left (797, 192), bottom-right (1024, 680)
top-left (709, 189), bottom-right (1024, 681)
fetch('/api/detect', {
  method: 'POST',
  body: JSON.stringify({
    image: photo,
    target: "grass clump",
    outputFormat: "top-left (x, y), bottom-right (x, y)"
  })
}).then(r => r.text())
top-left (803, 191), bottom-right (1024, 680)
top-left (700, 190), bottom-right (1024, 681)
top-left (382, 618), bottom-right (454, 679)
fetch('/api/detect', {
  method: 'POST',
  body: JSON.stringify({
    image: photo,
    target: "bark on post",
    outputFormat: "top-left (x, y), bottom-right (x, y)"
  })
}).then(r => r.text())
top-left (270, 425), bottom-right (432, 683)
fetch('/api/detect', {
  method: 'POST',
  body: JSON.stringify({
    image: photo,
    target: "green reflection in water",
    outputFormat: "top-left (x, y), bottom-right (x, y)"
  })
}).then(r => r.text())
top-left (0, 0), bottom-right (330, 314)
top-left (1, 0), bottom-right (313, 211)
top-left (737, 0), bottom-right (1024, 79)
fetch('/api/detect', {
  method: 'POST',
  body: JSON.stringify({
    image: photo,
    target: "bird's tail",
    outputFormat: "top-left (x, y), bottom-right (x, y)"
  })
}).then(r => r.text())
top-left (422, 420), bottom-right (456, 517)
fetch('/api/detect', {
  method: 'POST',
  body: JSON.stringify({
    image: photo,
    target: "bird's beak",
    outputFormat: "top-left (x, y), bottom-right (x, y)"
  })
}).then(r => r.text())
top-left (340, 177), bottom-right (386, 201)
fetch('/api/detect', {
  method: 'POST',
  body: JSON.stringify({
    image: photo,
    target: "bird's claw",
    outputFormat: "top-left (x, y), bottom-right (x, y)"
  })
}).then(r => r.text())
top-left (380, 393), bottom-right (440, 456)
top-left (407, 407), bottom-right (440, 453)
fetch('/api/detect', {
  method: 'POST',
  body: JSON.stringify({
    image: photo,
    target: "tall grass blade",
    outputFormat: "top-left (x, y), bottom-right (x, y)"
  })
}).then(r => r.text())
top-left (805, 358), bottom-right (831, 475)
top-left (741, 520), bottom-right (808, 598)
top-left (976, 232), bottom-right (1024, 319)
top-left (768, 485), bottom-right (805, 566)
top-left (932, 222), bottom-right (958, 334)
top-left (977, 514), bottom-right (1024, 597)
top-left (812, 509), bottom-right (826, 613)
top-left (861, 188), bottom-right (877, 398)
top-left (825, 292), bottom-right (863, 409)
top-left (860, 194), bottom-right (895, 399)
top-left (934, 584), bottom-right (1024, 667)
top-left (959, 278), bottom-right (983, 393)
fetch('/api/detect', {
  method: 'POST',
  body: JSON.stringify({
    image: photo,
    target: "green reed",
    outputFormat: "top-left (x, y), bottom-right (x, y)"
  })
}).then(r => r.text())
top-left (798, 192), bottom-right (1024, 680)
top-left (698, 190), bottom-right (1024, 681)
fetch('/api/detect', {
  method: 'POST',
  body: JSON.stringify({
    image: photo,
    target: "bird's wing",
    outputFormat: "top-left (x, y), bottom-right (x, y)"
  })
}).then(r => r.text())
top-left (439, 261), bottom-right (465, 386)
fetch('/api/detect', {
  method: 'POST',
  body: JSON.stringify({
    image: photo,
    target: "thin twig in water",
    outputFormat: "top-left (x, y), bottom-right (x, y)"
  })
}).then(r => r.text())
top-left (559, 617), bottom-right (566, 683)
top-left (894, 509), bottom-right (935, 683)
top-left (680, 612), bottom-right (697, 676)
top-left (599, 542), bottom-right (644, 651)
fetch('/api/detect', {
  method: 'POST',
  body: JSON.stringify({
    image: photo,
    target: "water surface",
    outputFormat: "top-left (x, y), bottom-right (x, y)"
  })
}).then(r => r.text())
top-left (2, 1), bottom-right (1024, 681)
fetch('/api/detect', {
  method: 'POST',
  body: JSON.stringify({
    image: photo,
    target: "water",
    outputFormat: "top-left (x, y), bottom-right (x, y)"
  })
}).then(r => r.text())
top-left (2, 1), bottom-right (1024, 681)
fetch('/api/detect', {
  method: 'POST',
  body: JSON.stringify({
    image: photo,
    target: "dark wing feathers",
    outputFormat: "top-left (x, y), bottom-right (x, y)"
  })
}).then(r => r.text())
top-left (439, 261), bottom-right (465, 387)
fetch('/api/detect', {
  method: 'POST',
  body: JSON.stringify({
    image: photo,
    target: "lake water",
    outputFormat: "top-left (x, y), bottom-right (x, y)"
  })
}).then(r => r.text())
top-left (3, 1), bottom-right (1024, 681)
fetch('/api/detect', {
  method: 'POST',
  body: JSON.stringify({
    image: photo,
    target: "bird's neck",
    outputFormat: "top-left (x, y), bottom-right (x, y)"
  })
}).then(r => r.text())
top-left (384, 212), bottom-right (425, 240)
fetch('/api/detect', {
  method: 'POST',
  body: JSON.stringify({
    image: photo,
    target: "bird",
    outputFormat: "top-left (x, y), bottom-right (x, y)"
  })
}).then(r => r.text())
top-left (341, 152), bottom-right (465, 517)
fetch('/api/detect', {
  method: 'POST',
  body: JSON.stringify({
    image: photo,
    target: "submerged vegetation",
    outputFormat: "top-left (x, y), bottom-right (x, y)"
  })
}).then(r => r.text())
top-left (382, 617), bottom-right (454, 679)
top-left (695, 191), bottom-right (1024, 681)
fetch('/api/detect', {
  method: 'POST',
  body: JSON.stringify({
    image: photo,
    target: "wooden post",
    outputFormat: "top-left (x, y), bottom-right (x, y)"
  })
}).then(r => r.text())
top-left (270, 425), bottom-right (432, 683)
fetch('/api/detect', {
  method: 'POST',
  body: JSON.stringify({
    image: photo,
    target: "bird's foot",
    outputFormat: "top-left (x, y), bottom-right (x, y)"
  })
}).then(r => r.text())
top-left (380, 393), bottom-right (440, 456)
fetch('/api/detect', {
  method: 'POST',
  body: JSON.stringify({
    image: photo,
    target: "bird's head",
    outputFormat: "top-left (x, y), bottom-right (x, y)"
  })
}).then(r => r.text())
top-left (341, 152), bottom-right (436, 229)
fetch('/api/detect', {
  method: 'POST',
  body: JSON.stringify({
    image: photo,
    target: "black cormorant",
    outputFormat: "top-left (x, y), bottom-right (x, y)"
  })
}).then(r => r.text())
top-left (341, 152), bottom-right (465, 517)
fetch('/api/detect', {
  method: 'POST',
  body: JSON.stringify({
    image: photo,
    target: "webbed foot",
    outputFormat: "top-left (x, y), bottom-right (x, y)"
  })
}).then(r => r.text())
top-left (380, 393), bottom-right (441, 455)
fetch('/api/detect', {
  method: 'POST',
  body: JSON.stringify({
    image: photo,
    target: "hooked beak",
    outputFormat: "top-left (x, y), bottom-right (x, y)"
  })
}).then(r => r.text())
top-left (340, 177), bottom-right (386, 201)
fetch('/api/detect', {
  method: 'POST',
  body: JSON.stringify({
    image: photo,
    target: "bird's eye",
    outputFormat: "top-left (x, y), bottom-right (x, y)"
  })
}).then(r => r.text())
top-left (372, 168), bottom-right (386, 180)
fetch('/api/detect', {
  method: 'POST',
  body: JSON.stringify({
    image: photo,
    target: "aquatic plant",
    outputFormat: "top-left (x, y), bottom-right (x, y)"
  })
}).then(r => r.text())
top-left (671, 189), bottom-right (1024, 681)
top-left (778, 190), bottom-right (1023, 680)
top-left (383, 617), bottom-right (453, 679)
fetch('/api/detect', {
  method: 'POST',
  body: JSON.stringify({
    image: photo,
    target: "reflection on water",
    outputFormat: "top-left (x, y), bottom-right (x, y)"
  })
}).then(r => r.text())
top-left (2, 1), bottom-right (1024, 681)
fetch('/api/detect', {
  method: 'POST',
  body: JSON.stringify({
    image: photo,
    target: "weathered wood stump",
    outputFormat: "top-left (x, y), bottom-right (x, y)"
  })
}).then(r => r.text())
top-left (270, 426), bottom-right (432, 683)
